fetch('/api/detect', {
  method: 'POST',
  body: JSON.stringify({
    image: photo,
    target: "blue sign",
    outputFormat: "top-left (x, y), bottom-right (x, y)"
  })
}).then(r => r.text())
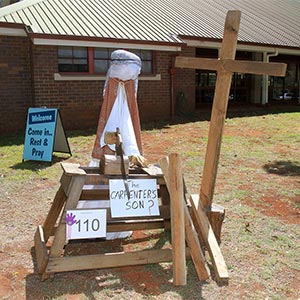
top-left (23, 108), bottom-right (58, 162)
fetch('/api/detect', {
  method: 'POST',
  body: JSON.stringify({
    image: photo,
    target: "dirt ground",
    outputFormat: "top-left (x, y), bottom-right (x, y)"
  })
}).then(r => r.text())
top-left (1, 108), bottom-right (300, 300)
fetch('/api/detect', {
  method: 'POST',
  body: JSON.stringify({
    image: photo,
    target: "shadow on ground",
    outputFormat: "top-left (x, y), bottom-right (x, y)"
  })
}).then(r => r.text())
top-left (263, 160), bottom-right (300, 176)
top-left (10, 154), bottom-right (70, 171)
top-left (26, 232), bottom-right (209, 300)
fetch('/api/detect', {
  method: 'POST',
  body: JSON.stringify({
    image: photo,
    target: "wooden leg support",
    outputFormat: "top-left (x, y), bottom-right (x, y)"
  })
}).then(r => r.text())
top-left (207, 203), bottom-right (225, 245)
top-left (160, 156), bottom-right (209, 283)
top-left (190, 194), bottom-right (229, 285)
top-left (34, 225), bottom-right (48, 275)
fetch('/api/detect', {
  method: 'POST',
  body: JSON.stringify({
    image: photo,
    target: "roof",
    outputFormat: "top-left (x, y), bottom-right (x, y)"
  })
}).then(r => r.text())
top-left (0, 0), bottom-right (299, 49)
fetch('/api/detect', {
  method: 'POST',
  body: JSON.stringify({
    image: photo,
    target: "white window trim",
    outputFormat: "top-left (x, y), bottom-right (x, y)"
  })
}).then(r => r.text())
top-left (54, 73), bottom-right (161, 81)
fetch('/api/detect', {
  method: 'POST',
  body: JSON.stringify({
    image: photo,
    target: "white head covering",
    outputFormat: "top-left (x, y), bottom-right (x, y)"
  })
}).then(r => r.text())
top-left (103, 49), bottom-right (141, 96)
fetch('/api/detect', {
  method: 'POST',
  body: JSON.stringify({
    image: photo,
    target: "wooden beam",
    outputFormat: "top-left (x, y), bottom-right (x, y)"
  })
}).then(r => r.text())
top-left (199, 10), bottom-right (241, 210)
top-left (184, 205), bottom-right (210, 281)
top-left (169, 153), bottom-right (187, 286)
top-left (49, 174), bottom-right (86, 258)
top-left (60, 162), bottom-right (86, 176)
top-left (175, 57), bottom-right (286, 77)
top-left (222, 59), bottom-right (286, 76)
top-left (107, 220), bottom-right (166, 232)
top-left (207, 203), bottom-right (225, 244)
top-left (84, 173), bottom-right (166, 186)
top-left (160, 156), bottom-right (209, 282)
top-left (34, 225), bottom-right (49, 274)
top-left (46, 249), bottom-right (174, 273)
top-left (43, 186), bottom-right (67, 241)
top-left (190, 194), bottom-right (229, 284)
top-left (175, 57), bottom-right (219, 71)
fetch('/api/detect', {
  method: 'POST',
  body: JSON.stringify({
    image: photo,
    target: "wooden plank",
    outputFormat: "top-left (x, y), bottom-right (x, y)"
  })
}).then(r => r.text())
top-left (207, 203), bottom-right (225, 244)
top-left (65, 175), bottom-right (86, 210)
top-left (49, 174), bottom-right (86, 258)
top-left (84, 174), bottom-right (109, 185)
top-left (84, 173), bottom-right (167, 186)
top-left (199, 10), bottom-right (241, 210)
top-left (100, 154), bottom-right (129, 175)
top-left (107, 220), bottom-right (166, 232)
top-left (223, 59), bottom-right (287, 76)
top-left (46, 248), bottom-right (174, 273)
top-left (60, 173), bottom-right (72, 196)
top-left (80, 188), bottom-right (109, 200)
top-left (43, 186), bottom-right (67, 241)
top-left (107, 205), bottom-right (170, 221)
top-left (184, 205), bottom-right (210, 281)
top-left (190, 194), bottom-right (229, 284)
top-left (34, 225), bottom-right (49, 274)
top-left (50, 218), bottom-right (170, 237)
top-left (142, 164), bottom-right (164, 176)
top-left (169, 153), bottom-right (187, 286)
top-left (48, 223), bottom-right (66, 258)
top-left (61, 162), bottom-right (86, 176)
top-left (80, 186), bottom-right (166, 201)
top-left (175, 57), bottom-right (219, 71)
top-left (160, 156), bottom-right (209, 281)
top-left (175, 57), bottom-right (286, 77)
top-left (189, 205), bottom-right (206, 249)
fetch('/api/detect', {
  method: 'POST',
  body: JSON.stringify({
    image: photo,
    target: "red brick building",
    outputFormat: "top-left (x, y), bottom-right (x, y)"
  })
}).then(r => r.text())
top-left (0, 0), bottom-right (299, 135)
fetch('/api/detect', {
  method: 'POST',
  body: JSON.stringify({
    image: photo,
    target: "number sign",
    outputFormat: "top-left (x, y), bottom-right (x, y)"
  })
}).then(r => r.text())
top-left (65, 209), bottom-right (107, 240)
top-left (109, 179), bottom-right (160, 218)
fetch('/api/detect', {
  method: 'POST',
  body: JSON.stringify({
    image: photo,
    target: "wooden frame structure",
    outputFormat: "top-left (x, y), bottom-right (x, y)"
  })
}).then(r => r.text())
top-left (34, 10), bottom-right (287, 285)
top-left (34, 162), bottom-right (177, 281)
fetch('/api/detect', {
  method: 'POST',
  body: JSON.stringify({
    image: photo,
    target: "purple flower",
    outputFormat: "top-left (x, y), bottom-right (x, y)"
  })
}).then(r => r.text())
top-left (65, 212), bottom-right (76, 226)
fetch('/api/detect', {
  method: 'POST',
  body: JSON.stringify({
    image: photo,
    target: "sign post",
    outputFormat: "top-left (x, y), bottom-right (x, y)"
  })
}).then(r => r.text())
top-left (23, 107), bottom-right (71, 162)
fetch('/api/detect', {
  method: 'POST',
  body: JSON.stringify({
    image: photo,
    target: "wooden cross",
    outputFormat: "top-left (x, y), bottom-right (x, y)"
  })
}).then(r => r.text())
top-left (175, 10), bottom-right (286, 213)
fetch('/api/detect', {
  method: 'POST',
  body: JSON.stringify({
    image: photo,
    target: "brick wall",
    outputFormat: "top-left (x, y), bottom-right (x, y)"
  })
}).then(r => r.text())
top-left (0, 36), bottom-right (33, 134)
top-left (31, 46), bottom-right (191, 129)
top-left (174, 46), bottom-right (196, 114)
top-left (138, 51), bottom-right (174, 122)
top-left (0, 40), bottom-right (196, 135)
top-left (31, 44), bottom-right (103, 131)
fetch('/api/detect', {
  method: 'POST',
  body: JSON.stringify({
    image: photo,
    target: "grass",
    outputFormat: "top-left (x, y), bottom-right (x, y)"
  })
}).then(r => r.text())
top-left (0, 109), bottom-right (300, 300)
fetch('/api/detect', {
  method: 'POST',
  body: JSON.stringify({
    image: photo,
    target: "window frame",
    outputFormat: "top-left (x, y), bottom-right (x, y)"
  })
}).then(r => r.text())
top-left (57, 46), bottom-right (89, 74)
top-left (57, 46), bottom-right (155, 76)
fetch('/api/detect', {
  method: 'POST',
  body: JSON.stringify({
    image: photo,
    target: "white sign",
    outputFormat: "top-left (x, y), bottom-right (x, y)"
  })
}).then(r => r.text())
top-left (65, 209), bottom-right (107, 240)
top-left (109, 179), bottom-right (160, 218)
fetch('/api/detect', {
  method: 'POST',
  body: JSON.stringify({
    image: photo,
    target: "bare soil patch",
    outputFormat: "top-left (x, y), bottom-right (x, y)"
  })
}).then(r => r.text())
top-left (1, 109), bottom-right (300, 300)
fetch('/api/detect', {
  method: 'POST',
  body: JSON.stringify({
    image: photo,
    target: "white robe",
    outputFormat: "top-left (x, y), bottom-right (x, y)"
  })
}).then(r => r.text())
top-left (100, 82), bottom-right (140, 156)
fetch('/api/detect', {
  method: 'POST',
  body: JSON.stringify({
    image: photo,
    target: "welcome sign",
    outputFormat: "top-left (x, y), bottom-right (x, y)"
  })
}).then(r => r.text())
top-left (23, 107), bottom-right (71, 162)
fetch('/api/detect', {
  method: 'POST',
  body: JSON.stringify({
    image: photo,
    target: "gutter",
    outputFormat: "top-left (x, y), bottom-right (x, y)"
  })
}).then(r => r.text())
top-left (0, 21), bottom-right (27, 36)
top-left (28, 33), bottom-right (185, 52)
top-left (262, 50), bottom-right (279, 105)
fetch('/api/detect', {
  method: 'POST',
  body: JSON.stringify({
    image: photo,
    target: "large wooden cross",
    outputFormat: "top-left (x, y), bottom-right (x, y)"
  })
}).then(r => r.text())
top-left (175, 10), bottom-right (286, 213)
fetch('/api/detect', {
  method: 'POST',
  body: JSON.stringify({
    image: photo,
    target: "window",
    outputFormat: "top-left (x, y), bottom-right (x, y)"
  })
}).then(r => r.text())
top-left (58, 47), bottom-right (154, 75)
top-left (58, 46), bottom-right (88, 72)
top-left (269, 55), bottom-right (300, 101)
top-left (94, 48), bottom-right (114, 73)
top-left (131, 49), bottom-right (153, 74)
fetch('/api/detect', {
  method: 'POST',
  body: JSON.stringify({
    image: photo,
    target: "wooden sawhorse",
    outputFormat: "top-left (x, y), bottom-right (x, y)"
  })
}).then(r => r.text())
top-left (34, 162), bottom-right (172, 281)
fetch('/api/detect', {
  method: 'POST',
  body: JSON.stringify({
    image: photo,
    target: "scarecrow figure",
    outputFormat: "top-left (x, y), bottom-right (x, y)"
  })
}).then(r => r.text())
top-left (90, 49), bottom-right (146, 168)
top-left (88, 50), bottom-right (147, 239)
